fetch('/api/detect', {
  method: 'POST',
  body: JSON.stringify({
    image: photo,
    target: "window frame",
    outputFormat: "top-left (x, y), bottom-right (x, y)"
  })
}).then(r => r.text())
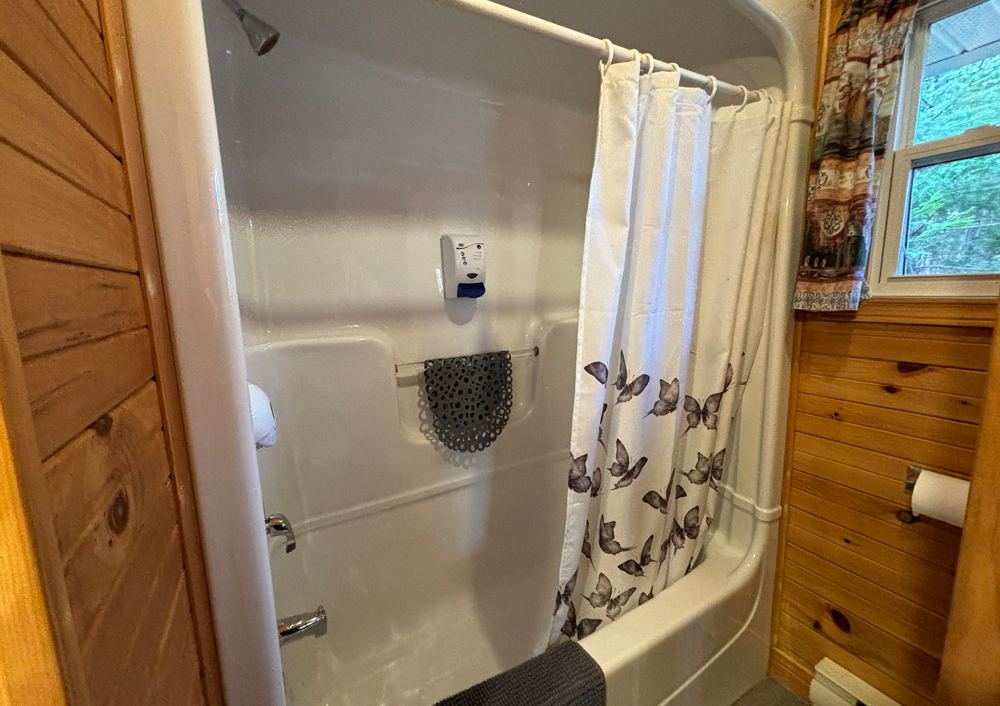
top-left (869, 0), bottom-right (1000, 298)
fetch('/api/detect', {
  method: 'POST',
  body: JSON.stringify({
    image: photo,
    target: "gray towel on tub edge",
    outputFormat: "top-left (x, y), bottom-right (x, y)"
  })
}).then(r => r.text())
top-left (434, 641), bottom-right (605, 706)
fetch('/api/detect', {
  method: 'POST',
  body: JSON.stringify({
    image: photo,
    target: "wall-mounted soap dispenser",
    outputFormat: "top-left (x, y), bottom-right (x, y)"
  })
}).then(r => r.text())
top-left (441, 235), bottom-right (486, 299)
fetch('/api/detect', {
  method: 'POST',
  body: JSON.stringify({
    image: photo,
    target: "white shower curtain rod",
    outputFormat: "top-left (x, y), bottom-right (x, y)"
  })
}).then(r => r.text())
top-left (436, 0), bottom-right (761, 103)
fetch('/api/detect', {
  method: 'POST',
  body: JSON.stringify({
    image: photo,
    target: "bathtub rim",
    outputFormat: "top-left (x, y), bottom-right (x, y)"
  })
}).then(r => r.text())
top-left (580, 507), bottom-right (777, 706)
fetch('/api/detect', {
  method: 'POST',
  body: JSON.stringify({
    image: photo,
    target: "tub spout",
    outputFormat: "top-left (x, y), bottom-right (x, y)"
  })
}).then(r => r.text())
top-left (278, 606), bottom-right (327, 646)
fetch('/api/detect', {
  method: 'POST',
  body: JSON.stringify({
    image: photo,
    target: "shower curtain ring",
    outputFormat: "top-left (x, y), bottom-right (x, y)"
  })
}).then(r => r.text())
top-left (736, 86), bottom-right (750, 111)
top-left (755, 89), bottom-right (772, 103)
top-left (666, 62), bottom-right (679, 73)
top-left (641, 52), bottom-right (655, 74)
top-left (706, 75), bottom-right (718, 101)
top-left (599, 38), bottom-right (614, 74)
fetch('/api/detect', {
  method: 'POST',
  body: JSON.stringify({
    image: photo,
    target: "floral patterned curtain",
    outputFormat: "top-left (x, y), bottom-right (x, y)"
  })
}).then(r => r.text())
top-left (793, 0), bottom-right (918, 311)
top-left (550, 57), bottom-right (791, 643)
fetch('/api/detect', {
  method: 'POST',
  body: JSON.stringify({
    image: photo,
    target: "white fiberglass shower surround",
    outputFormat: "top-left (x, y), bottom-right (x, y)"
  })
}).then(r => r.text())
top-left (122, 1), bottom-right (816, 705)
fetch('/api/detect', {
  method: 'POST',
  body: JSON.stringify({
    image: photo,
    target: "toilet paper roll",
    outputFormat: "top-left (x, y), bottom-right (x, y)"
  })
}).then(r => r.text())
top-left (248, 383), bottom-right (277, 448)
top-left (911, 469), bottom-right (970, 528)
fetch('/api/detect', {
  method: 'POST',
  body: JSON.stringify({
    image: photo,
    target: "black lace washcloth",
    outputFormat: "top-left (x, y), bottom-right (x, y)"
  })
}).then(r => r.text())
top-left (423, 351), bottom-right (513, 452)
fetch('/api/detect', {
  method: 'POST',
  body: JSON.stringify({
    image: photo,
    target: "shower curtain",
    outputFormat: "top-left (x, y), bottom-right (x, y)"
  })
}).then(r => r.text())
top-left (552, 59), bottom-right (790, 643)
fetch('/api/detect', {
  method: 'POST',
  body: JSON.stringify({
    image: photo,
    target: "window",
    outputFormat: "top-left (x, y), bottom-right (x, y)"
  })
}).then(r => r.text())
top-left (871, 0), bottom-right (1000, 297)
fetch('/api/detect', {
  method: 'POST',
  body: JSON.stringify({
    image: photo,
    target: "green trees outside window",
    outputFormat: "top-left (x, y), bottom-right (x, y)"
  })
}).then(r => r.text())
top-left (903, 54), bottom-right (1000, 275)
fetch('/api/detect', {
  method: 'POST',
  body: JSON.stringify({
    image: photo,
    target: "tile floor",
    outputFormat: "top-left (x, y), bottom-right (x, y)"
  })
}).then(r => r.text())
top-left (733, 676), bottom-right (808, 705)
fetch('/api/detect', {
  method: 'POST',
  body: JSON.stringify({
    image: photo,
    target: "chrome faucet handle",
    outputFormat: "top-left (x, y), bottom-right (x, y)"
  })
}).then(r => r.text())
top-left (277, 606), bottom-right (326, 646)
top-left (265, 513), bottom-right (296, 552)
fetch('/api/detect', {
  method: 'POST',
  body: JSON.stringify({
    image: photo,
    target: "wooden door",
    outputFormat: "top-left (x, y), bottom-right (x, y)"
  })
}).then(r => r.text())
top-left (0, 0), bottom-right (223, 703)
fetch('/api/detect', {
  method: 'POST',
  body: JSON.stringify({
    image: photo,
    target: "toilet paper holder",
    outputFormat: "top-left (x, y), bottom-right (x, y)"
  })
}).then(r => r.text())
top-left (902, 464), bottom-right (970, 528)
top-left (904, 465), bottom-right (923, 492)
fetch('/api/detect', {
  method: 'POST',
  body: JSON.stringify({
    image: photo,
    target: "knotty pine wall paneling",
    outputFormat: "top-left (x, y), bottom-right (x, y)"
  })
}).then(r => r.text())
top-left (0, 0), bottom-right (223, 703)
top-left (769, 314), bottom-right (991, 705)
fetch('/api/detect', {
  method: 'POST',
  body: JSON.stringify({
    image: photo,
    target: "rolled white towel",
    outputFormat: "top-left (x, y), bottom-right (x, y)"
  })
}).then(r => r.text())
top-left (248, 383), bottom-right (277, 448)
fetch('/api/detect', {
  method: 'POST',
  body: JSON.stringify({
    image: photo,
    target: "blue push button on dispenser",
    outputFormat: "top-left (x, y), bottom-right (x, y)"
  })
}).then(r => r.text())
top-left (456, 282), bottom-right (486, 298)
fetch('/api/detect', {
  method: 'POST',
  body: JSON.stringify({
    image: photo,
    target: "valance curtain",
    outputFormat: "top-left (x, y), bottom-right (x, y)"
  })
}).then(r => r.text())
top-left (793, 0), bottom-right (919, 311)
top-left (551, 58), bottom-right (790, 643)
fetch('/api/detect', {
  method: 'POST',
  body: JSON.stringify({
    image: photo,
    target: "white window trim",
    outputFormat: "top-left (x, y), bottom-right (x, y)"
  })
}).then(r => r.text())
top-left (869, 0), bottom-right (1000, 298)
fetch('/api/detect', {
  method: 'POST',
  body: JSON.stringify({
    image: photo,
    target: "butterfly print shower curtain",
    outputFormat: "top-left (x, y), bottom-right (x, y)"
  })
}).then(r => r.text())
top-left (551, 59), bottom-right (791, 643)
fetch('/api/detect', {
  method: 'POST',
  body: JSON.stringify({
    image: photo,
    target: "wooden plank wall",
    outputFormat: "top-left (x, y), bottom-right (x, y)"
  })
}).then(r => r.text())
top-left (0, 0), bottom-right (222, 704)
top-left (768, 1), bottom-right (999, 701)
top-left (769, 311), bottom-right (993, 705)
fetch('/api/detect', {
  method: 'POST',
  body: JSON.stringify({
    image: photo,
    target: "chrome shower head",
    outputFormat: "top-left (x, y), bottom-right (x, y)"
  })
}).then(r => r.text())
top-left (221, 0), bottom-right (280, 56)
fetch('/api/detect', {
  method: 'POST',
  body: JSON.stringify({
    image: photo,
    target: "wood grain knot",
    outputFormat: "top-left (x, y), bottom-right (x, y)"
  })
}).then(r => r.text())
top-left (91, 414), bottom-right (114, 437)
top-left (107, 490), bottom-right (130, 535)
top-left (896, 510), bottom-right (916, 524)
top-left (897, 362), bottom-right (928, 374)
top-left (883, 384), bottom-right (898, 393)
top-left (830, 608), bottom-right (851, 633)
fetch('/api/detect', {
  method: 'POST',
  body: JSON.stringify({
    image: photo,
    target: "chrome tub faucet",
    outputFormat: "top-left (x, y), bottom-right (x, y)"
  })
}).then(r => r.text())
top-left (265, 513), bottom-right (296, 552)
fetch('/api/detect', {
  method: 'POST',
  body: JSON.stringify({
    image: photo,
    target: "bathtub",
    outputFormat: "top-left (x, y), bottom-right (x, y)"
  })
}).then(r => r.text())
top-left (581, 498), bottom-right (781, 706)
top-left (246, 319), bottom-right (781, 706)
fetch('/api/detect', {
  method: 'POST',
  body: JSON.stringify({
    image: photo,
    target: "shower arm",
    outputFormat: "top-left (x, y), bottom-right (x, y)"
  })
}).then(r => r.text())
top-left (434, 0), bottom-right (760, 103)
top-left (220, 0), bottom-right (244, 17)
